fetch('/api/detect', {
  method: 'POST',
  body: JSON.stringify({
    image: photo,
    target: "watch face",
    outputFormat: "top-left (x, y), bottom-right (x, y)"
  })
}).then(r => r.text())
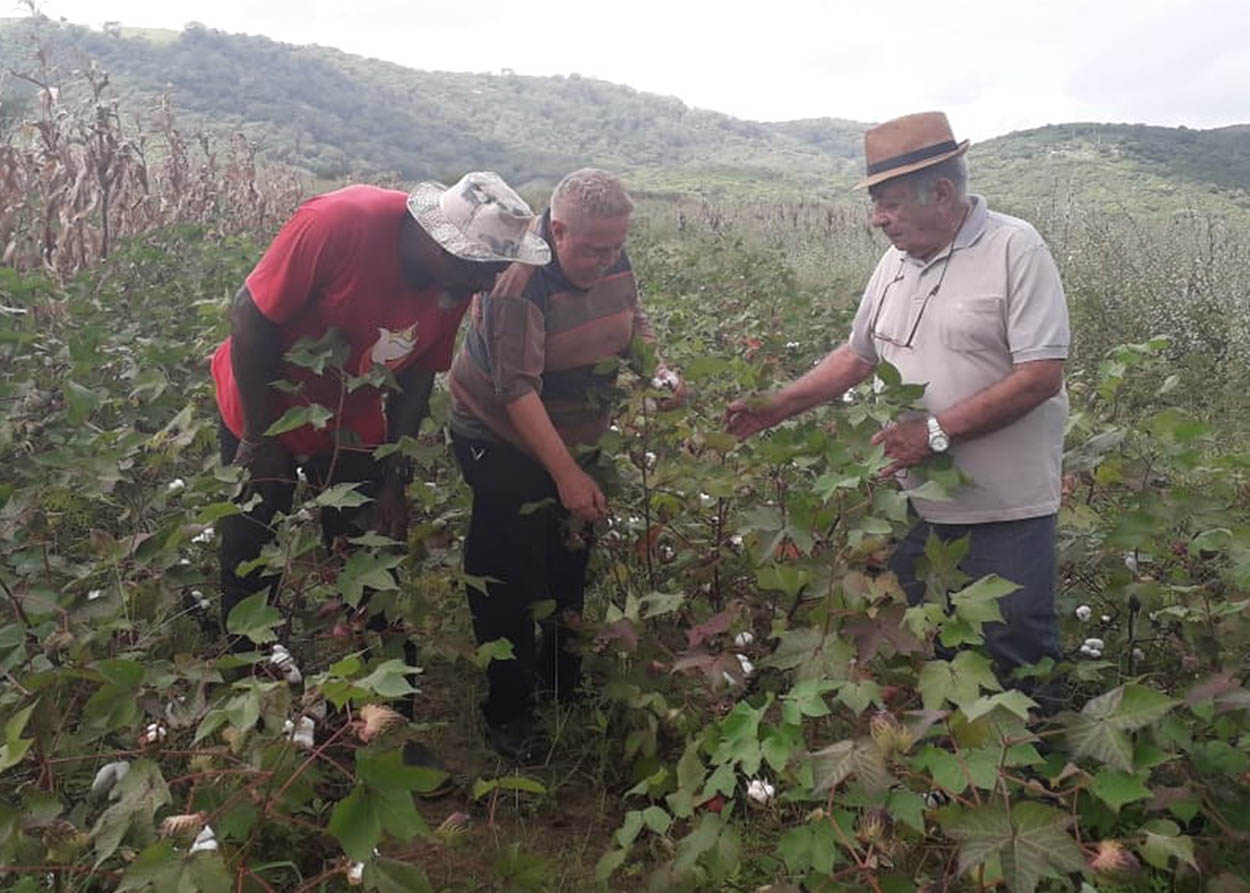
top-left (930, 432), bottom-right (950, 452)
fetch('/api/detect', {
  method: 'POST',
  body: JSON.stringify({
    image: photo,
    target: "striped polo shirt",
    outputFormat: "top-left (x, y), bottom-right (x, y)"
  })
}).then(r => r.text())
top-left (448, 211), bottom-right (653, 450)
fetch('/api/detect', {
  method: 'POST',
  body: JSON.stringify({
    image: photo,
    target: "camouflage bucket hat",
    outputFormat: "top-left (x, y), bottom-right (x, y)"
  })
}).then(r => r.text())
top-left (407, 171), bottom-right (551, 265)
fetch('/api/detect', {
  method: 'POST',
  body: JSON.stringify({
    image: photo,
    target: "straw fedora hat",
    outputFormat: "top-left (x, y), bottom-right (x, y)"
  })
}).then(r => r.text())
top-left (407, 171), bottom-right (551, 265)
top-left (853, 111), bottom-right (970, 190)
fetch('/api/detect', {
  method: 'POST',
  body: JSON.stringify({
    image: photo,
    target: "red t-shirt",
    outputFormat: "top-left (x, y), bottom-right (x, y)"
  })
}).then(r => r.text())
top-left (211, 186), bottom-right (468, 456)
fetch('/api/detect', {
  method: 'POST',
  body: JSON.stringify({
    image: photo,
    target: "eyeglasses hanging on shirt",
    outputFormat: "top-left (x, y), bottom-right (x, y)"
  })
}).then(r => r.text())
top-left (869, 207), bottom-right (971, 349)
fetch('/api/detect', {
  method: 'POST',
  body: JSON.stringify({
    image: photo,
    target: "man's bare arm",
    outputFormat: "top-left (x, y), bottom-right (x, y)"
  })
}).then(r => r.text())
top-left (229, 286), bottom-right (281, 443)
top-left (938, 359), bottom-right (1064, 442)
top-left (727, 344), bottom-right (875, 438)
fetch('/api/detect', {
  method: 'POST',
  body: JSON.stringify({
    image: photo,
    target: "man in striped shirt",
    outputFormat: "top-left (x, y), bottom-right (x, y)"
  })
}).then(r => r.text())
top-left (448, 169), bottom-right (682, 760)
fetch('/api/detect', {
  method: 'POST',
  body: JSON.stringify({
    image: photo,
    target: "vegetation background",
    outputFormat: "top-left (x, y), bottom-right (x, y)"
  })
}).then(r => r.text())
top-left (1, 13), bottom-right (1249, 893)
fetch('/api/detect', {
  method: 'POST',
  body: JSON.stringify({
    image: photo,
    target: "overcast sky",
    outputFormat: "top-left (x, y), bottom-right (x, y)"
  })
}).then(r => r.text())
top-left (27, 0), bottom-right (1250, 141)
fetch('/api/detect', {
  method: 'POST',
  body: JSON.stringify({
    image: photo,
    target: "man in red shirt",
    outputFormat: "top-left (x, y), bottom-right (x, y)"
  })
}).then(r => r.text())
top-left (212, 172), bottom-right (549, 657)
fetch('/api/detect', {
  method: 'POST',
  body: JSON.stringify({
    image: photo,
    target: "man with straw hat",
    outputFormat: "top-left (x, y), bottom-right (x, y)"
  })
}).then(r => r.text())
top-left (211, 174), bottom-right (549, 771)
top-left (727, 112), bottom-right (1069, 704)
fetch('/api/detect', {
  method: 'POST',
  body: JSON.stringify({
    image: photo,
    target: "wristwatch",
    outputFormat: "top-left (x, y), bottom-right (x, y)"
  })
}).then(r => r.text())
top-left (926, 416), bottom-right (950, 453)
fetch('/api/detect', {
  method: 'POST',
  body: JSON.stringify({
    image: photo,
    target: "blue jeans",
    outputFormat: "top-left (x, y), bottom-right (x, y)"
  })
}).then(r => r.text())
top-left (888, 513), bottom-right (1062, 678)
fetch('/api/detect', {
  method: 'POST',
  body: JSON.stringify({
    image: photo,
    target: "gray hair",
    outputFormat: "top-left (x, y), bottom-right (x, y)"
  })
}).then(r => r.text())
top-left (876, 155), bottom-right (969, 205)
top-left (551, 168), bottom-right (633, 221)
top-left (910, 156), bottom-right (968, 205)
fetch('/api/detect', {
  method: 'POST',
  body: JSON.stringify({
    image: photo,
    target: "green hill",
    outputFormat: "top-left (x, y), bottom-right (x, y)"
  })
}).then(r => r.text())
top-left (2, 16), bottom-right (1248, 217)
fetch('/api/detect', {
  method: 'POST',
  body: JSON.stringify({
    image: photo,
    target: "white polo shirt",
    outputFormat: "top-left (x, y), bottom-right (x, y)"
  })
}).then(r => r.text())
top-left (848, 195), bottom-right (1069, 524)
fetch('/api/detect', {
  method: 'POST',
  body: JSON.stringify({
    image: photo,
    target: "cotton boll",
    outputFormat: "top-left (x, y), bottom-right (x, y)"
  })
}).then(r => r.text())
top-left (189, 825), bottom-right (218, 854)
top-left (736, 654), bottom-right (754, 677)
top-left (91, 761), bottom-right (130, 797)
top-left (733, 631), bottom-right (755, 647)
top-left (745, 778), bottom-right (776, 804)
top-left (167, 478), bottom-right (186, 493)
top-left (1075, 605), bottom-right (1092, 621)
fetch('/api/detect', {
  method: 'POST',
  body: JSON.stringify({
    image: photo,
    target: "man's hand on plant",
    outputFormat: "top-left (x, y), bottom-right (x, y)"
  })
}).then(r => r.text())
top-left (556, 466), bottom-right (608, 522)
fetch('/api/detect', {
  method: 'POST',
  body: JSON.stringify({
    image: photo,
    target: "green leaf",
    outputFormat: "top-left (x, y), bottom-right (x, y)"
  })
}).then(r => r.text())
top-left (888, 788), bottom-right (927, 834)
top-left (312, 481), bottom-right (372, 509)
top-left (92, 759), bottom-right (171, 867)
top-left (641, 591), bottom-right (687, 619)
top-left (961, 690), bottom-right (1038, 722)
top-left (357, 750), bottom-right (447, 795)
top-left (336, 549), bottom-right (402, 607)
top-left (64, 379), bottom-right (100, 423)
top-left (0, 702), bottom-right (36, 774)
top-left (642, 805), bottom-right (671, 835)
top-left (492, 774), bottom-right (547, 795)
top-left (616, 810), bottom-right (644, 847)
top-left (1090, 770), bottom-right (1152, 813)
top-left (372, 784), bottom-right (429, 842)
top-left (810, 738), bottom-right (893, 794)
top-left (356, 659), bottom-right (420, 699)
top-left (917, 651), bottom-right (1002, 711)
top-left (1064, 684), bottom-right (1177, 771)
top-left (1139, 819), bottom-right (1198, 871)
top-left (263, 403), bottom-right (334, 436)
top-left (362, 855), bottom-right (435, 890)
top-left (943, 801), bottom-right (1083, 893)
top-left (473, 638), bottom-right (516, 669)
top-left (225, 593), bottom-right (282, 645)
top-left (364, 857), bottom-right (435, 893)
top-left (951, 574), bottom-right (1018, 628)
top-left (329, 785), bottom-right (382, 861)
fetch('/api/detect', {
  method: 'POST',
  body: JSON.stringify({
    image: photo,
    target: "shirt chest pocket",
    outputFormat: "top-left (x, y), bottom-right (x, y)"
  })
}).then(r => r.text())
top-left (938, 296), bottom-right (1005, 352)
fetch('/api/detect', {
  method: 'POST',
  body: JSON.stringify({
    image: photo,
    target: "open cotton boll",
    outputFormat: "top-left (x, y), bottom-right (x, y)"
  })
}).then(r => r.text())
top-left (651, 368), bottom-right (679, 390)
top-left (736, 654), bottom-right (754, 677)
top-left (733, 631), bottom-right (755, 647)
top-left (189, 825), bottom-right (218, 854)
top-left (745, 778), bottom-right (775, 804)
top-left (167, 478), bottom-right (186, 493)
top-left (270, 644), bottom-right (303, 684)
top-left (285, 716), bottom-right (315, 750)
top-left (91, 761), bottom-right (130, 797)
top-left (1075, 605), bottom-right (1092, 621)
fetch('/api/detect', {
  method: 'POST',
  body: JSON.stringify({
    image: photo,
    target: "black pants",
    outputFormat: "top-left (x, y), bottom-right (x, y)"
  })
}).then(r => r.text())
top-left (217, 421), bottom-right (391, 649)
top-left (452, 432), bottom-right (593, 725)
top-left (889, 512), bottom-right (1064, 711)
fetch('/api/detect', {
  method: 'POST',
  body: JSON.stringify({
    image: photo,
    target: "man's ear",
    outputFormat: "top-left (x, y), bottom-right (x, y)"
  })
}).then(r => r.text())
top-left (550, 217), bottom-right (567, 241)
top-left (934, 177), bottom-right (956, 207)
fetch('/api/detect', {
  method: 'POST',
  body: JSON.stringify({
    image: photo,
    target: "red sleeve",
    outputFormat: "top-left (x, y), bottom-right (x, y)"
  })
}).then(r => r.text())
top-left (244, 206), bottom-right (345, 323)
